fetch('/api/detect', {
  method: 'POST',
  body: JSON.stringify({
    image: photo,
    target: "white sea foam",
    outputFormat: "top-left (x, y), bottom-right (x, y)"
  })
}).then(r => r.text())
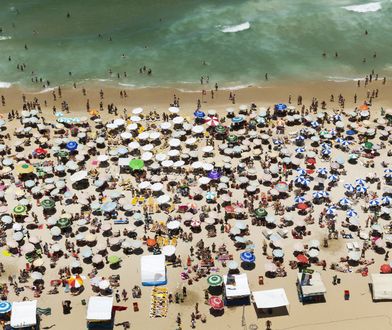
top-left (221, 22), bottom-right (250, 33)
top-left (327, 76), bottom-right (365, 82)
top-left (119, 83), bottom-right (136, 87)
top-left (0, 82), bottom-right (12, 88)
top-left (343, 2), bottom-right (381, 13)
top-left (220, 84), bottom-right (252, 91)
top-left (38, 87), bottom-right (56, 94)
top-left (0, 36), bottom-right (12, 41)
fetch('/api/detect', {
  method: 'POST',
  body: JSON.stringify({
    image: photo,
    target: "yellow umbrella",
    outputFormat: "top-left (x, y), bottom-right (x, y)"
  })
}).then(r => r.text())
top-left (2, 250), bottom-right (12, 257)
top-left (16, 163), bottom-right (35, 174)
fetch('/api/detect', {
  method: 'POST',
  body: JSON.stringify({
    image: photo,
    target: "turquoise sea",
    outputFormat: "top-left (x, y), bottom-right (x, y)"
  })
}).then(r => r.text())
top-left (0, 0), bottom-right (391, 89)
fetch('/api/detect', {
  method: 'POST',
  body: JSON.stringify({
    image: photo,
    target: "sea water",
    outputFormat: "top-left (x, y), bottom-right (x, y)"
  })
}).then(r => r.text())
top-left (0, 0), bottom-right (391, 89)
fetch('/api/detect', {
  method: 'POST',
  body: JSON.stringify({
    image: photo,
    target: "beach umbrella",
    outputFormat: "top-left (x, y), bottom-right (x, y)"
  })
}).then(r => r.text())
top-left (34, 147), bottom-right (47, 156)
top-left (207, 274), bottom-right (223, 286)
top-left (296, 168), bottom-right (307, 176)
top-left (70, 170), bottom-right (88, 182)
top-left (240, 251), bottom-right (255, 263)
top-left (108, 255), bottom-right (122, 265)
top-left (193, 110), bottom-right (206, 119)
top-left (356, 185), bottom-right (367, 193)
top-left (380, 264), bottom-right (392, 274)
top-left (348, 251), bottom-right (361, 261)
top-left (254, 208), bottom-right (267, 218)
top-left (307, 249), bottom-right (319, 258)
top-left (272, 249), bottom-right (284, 258)
top-left (312, 191), bottom-right (324, 199)
top-left (296, 254), bottom-right (309, 264)
top-left (295, 176), bottom-right (310, 186)
top-left (66, 141), bottom-right (78, 151)
top-left (129, 159), bottom-right (144, 171)
top-left (167, 221), bottom-right (181, 230)
top-left (68, 275), bottom-right (84, 288)
top-left (231, 116), bottom-right (244, 123)
top-left (275, 103), bottom-right (287, 111)
top-left (215, 125), bottom-right (227, 134)
top-left (321, 148), bottom-right (331, 156)
top-left (294, 196), bottom-right (306, 204)
top-left (369, 199), bottom-right (380, 207)
top-left (344, 184), bottom-right (355, 193)
top-left (13, 231), bottom-right (24, 241)
top-left (191, 125), bottom-right (204, 134)
top-left (204, 116), bottom-right (219, 127)
top-left (50, 226), bottom-right (61, 236)
top-left (295, 147), bottom-right (305, 153)
top-left (162, 245), bottom-right (176, 257)
top-left (101, 201), bottom-right (117, 213)
top-left (0, 301), bottom-right (12, 314)
top-left (40, 199), bottom-right (55, 209)
top-left (297, 203), bottom-right (309, 211)
top-left (274, 182), bottom-right (288, 192)
top-left (13, 205), bottom-right (27, 215)
top-left (16, 163), bottom-right (34, 174)
top-left (1, 215), bottom-right (12, 224)
top-left (209, 296), bottom-right (224, 310)
top-left (382, 196), bottom-right (392, 205)
top-left (363, 141), bottom-right (373, 150)
top-left (326, 206), bottom-right (336, 215)
top-left (57, 218), bottom-right (71, 229)
top-left (339, 197), bottom-right (351, 206)
top-left (317, 168), bottom-right (328, 176)
top-left (355, 179), bottom-right (367, 186)
top-left (328, 174), bottom-right (339, 182)
top-left (208, 170), bottom-right (221, 180)
top-left (346, 209), bottom-right (358, 218)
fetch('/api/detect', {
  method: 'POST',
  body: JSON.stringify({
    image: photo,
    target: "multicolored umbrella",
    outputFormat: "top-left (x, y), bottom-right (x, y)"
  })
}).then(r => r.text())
top-left (41, 199), bottom-right (55, 209)
top-left (129, 159), bottom-right (144, 171)
top-left (16, 163), bottom-right (34, 174)
top-left (13, 205), bottom-right (27, 215)
top-left (68, 275), bottom-right (84, 288)
top-left (207, 274), bottom-right (223, 286)
top-left (274, 182), bottom-right (288, 192)
top-left (209, 296), bottom-right (224, 310)
top-left (205, 116), bottom-right (219, 127)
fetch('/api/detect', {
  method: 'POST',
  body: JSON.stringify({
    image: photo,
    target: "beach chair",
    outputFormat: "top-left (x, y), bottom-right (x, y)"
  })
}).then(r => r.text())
top-left (277, 228), bottom-right (288, 238)
top-left (262, 228), bottom-right (272, 239)
top-left (171, 237), bottom-right (177, 246)
top-left (131, 197), bottom-right (138, 206)
top-left (352, 241), bottom-right (360, 251)
top-left (346, 242), bottom-right (354, 251)
top-left (114, 219), bottom-right (129, 225)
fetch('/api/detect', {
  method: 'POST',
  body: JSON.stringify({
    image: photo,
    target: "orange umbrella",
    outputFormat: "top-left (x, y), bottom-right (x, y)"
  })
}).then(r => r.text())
top-left (359, 104), bottom-right (369, 110)
top-left (146, 238), bottom-right (157, 247)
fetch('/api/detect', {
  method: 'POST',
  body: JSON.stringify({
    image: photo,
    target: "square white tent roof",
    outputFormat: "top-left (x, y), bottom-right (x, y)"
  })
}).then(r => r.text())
top-left (10, 300), bottom-right (37, 328)
top-left (87, 296), bottom-right (113, 321)
top-left (141, 254), bottom-right (167, 286)
top-left (253, 288), bottom-right (289, 309)
top-left (223, 274), bottom-right (251, 299)
top-left (371, 274), bottom-right (392, 300)
top-left (297, 272), bottom-right (326, 297)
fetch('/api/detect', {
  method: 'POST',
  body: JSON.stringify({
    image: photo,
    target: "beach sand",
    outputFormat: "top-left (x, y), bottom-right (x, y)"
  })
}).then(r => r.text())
top-left (0, 79), bottom-right (392, 330)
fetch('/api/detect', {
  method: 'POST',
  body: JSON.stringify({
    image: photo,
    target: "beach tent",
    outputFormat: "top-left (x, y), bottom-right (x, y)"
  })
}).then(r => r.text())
top-left (10, 300), bottom-right (37, 328)
top-left (253, 288), bottom-right (289, 309)
top-left (223, 273), bottom-right (251, 305)
top-left (141, 255), bottom-right (167, 286)
top-left (371, 274), bottom-right (392, 300)
top-left (86, 296), bottom-right (114, 329)
top-left (296, 271), bottom-right (326, 303)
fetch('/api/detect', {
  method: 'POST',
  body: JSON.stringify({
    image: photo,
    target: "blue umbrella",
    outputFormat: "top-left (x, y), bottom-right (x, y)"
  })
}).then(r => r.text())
top-left (321, 149), bottom-right (331, 156)
top-left (294, 196), bottom-right (306, 203)
top-left (295, 147), bottom-right (305, 153)
top-left (382, 196), bottom-right (392, 205)
top-left (334, 114), bottom-right (342, 121)
top-left (274, 103), bottom-right (287, 111)
top-left (320, 142), bottom-right (331, 149)
top-left (0, 301), bottom-right (11, 314)
top-left (101, 201), bottom-right (117, 212)
top-left (355, 179), bottom-right (366, 186)
top-left (329, 129), bottom-right (337, 136)
top-left (328, 174), bottom-right (339, 182)
top-left (311, 121), bottom-right (320, 128)
top-left (326, 206), bottom-right (336, 215)
top-left (384, 169), bottom-right (392, 173)
top-left (321, 191), bottom-right (330, 197)
top-left (335, 137), bottom-right (344, 144)
top-left (295, 176), bottom-right (310, 186)
top-left (66, 141), bottom-right (78, 151)
top-left (317, 168), bottom-right (328, 175)
top-left (272, 249), bottom-right (284, 258)
top-left (369, 199), bottom-right (380, 207)
top-left (344, 184), bottom-right (355, 193)
top-left (232, 116), bottom-right (244, 123)
top-left (296, 168), bottom-right (307, 176)
top-left (296, 135), bottom-right (305, 141)
top-left (206, 191), bottom-right (217, 200)
top-left (346, 129), bottom-right (357, 136)
top-left (312, 191), bottom-right (324, 199)
top-left (240, 251), bottom-right (255, 263)
top-left (208, 170), bottom-right (221, 180)
top-left (339, 197), bottom-right (351, 206)
top-left (341, 140), bottom-right (351, 147)
top-left (194, 110), bottom-right (205, 118)
top-left (356, 185), bottom-right (367, 193)
top-left (346, 209), bottom-right (358, 218)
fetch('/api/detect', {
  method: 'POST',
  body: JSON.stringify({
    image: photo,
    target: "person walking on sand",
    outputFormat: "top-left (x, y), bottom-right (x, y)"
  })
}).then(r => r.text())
top-left (266, 319), bottom-right (272, 330)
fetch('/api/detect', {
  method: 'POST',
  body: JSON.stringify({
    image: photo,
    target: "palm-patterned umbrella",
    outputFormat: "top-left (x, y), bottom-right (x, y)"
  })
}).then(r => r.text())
top-left (57, 218), bottom-right (71, 229)
top-left (41, 199), bottom-right (55, 209)
top-left (207, 274), bottom-right (223, 286)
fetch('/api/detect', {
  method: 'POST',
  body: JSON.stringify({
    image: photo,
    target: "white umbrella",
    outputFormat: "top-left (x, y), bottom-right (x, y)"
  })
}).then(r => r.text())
top-left (157, 195), bottom-right (171, 204)
top-left (169, 106), bottom-right (179, 114)
top-left (162, 160), bottom-right (174, 167)
top-left (121, 132), bottom-right (132, 140)
top-left (130, 115), bottom-right (141, 122)
top-left (132, 107), bottom-right (143, 114)
top-left (141, 152), bottom-right (153, 161)
top-left (149, 131), bottom-right (161, 140)
top-left (127, 123), bottom-right (138, 131)
top-left (160, 122), bottom-right (171, 130)
top-left (169, 138), bottom-right (181, 147)
top-left (192, 125), bottom-right (204, 134)
top-left (70, 170), bottom-right (88, 182)
top-left (198, 177), bottom-right (211, 185)
top-left (151, 183), bottom-right (163, 191)
top-left (50, 226), bottom-right (61, 236)
top-left (162, 245), bottom-right (176, 256)
top-left (138, 131), bottom-right (150, 140)
top-left (139, 181), bottom-right (151, 189)
top-left (173, 116), bottom-right (184, 124)
top-left (128, 141), bottom-right (140, 150)
top-left (167, 221), bottom-right (181, 230)
top-left (168, 149), bottom-right (180, 157)
top-left (185, 137), bottom-right (197, 145)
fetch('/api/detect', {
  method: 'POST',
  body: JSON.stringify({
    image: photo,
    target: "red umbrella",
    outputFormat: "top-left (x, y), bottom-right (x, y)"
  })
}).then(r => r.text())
top-left (204, 116), bottom-right (220, 127)
top-left (224, 205), bottom-right (235, 213)
top-left (209, 296), bottom-right (224, 310)
top-left (35, 147), bottom-right (47, 155)
top-left (380, 264), bottom-right (392, 273)
top-left (297, 203), bottom-right (309, 210)
top-left (306, 158), bottom-right (316, 165)
top-left (296, 254), bottom-right (309, 264)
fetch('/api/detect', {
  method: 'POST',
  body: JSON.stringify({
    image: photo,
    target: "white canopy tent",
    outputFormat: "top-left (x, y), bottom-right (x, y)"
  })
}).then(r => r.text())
top-left (253, 288), bottom-right (289, 309)
top-left (141, 255), bottom-right (167, 286)
top-left (86, 296), bottom-right (113, 321)
top-left (10, 300), bottom-right (37, 328)
top-left (223, 274), bottom-right (251, 300)
top-left (297, 272), bottom-right (326, 299)
top-left (371, 274), bottom-right (392, 300)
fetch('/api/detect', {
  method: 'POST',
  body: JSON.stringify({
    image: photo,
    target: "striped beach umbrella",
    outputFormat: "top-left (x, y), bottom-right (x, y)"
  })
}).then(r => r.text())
top-left (66, 141), bottom-right (78, 151)
top-left (296, 135), bottom-right (305, 141)
top-left (295, 176), bottom-right (311, 186)
top-left (13, 205), bottom-right (27, 215)
top-left (339, 197), bottom-right (351, 206)
top-left (207, 274), bottom-right (223, 286)
top-left (326, 206), bottom-right (336, 215)
top-left (68, 275), bottom-right (84, 288)
top-left (382, 196), bottom-right (392, 205)
top-left (294, 196), bottom-right (306, 204)
top-left (310, 121), bottom-right (320, 128)
top-left (344, 184), bottom-right (355, 193)
top-left (369, 199), bottom-right (380, 207)
top-left (328, 174), bottom-right (339, 182)
top-left (231, 116), bottom-right (244, 124)
top-left (295, 147), bottom-right (305, 153)
top-left (57, 218), bottom-right (71, 229)
top-left (254, 208), bottom-right (267, 218)
top-left (321, 191), bottom-right (330, 197)
top-left (296, 168), bottom-right (307, 176)
top-left (209, 296), bottom-right (224, 310)
top-left (321, 148), bottom-right (331, 156)
top-left (355, 179), bottom-right (366, 186)
top-left (346, 209), bottom-right (358, 218)
top-left (41, 199), bottom-right (55, 209)
top-left (356, 185), bottom-right (367, 193)
top-left (317, 168), bottom-right (328, 175)
top-left (204, 116), bottom-right (219, 127)
top-left (240, 251), bottom-right (255, 263)
top-left (226, 135), bottom-right (238, 143)
top-left (312, 191), bottom-right (324, 199)
top-left (215, 125), bottom-right (227, 134)
top-left (0, 301), bottom-right (12, 314)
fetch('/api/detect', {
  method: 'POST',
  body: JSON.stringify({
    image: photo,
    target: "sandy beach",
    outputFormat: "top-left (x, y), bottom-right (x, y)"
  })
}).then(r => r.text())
top-left (0, 78), bottom-right (392, 330)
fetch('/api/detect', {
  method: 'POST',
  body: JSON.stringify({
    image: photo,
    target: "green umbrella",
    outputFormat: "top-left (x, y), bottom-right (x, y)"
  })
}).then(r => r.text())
top-left (129, 159), bottom-right (144, 171)
top-left (363, 142), bottom-right (373, 150)
top-left (13, 205), bottom-right (27, 215)
top-left (226, 135), bottom-right (238, 143)
top-left (254, 208), bottom-right (268, 218)
top-left (215, 125), bottom-right (227, 134)
top-left (57, 150), bottom-right (69, 158)
top-left (108, 255), bottom-right (122, 265)
top-left (41, 199), bottom-right (55, 209)
top-left (207, 274), bottom-right (223, 286)
top-left (57, 218), bottom-right (71, 229)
